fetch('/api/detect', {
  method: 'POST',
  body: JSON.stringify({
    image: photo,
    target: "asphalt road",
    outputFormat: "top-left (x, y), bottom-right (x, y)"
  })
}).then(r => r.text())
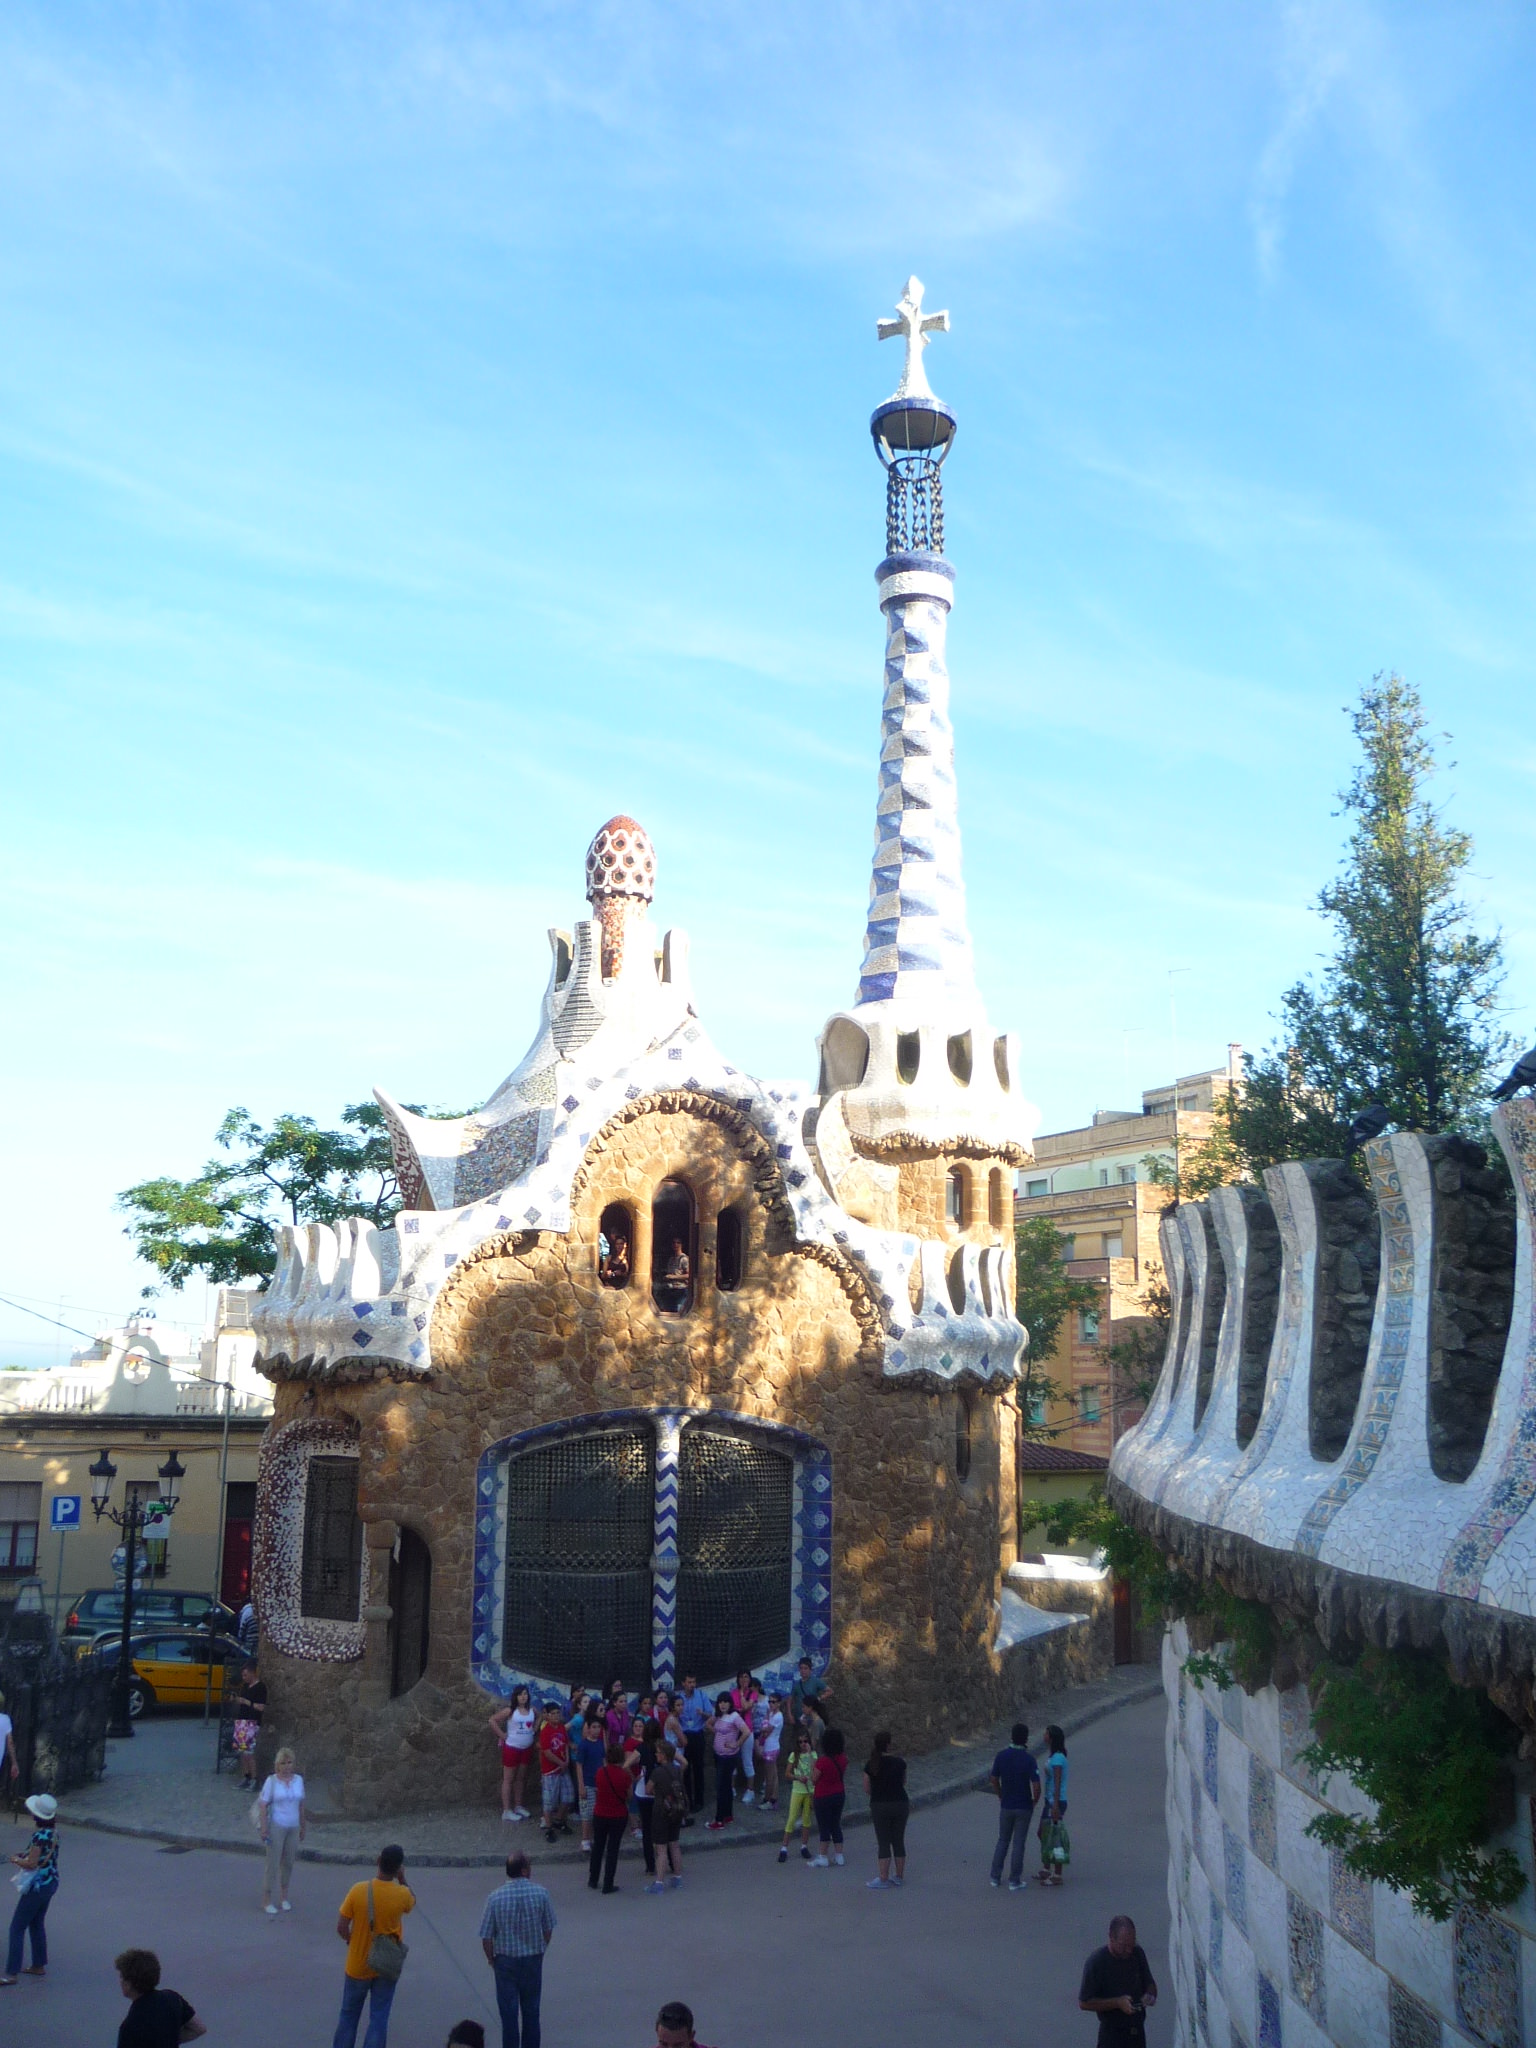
top-left (3, 1693), bottom-right (1171, 2048)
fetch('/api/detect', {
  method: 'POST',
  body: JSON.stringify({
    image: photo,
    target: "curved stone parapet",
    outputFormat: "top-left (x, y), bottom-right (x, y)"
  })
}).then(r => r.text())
top-left (1110, 1105), bottom-right (1530, 1654)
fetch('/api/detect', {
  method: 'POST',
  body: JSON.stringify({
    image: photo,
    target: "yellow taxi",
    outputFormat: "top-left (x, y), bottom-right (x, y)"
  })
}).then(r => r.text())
top-left (98, 1630), bottom-right (248, 1715)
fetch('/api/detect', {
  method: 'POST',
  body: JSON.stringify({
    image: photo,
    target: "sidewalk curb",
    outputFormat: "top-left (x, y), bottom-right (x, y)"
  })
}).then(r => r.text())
top-left (52, 1676), bottom-right (1165, 1868)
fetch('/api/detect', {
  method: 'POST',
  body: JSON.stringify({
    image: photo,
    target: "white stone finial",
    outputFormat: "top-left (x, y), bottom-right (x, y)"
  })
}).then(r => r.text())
top-left (877, 276), bottom-right (950, 401)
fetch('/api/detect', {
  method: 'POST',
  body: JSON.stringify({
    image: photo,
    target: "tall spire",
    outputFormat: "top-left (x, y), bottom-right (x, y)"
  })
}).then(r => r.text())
top-left (814, 281), bottom-right (1034, 1161)
top-left (859, 280), bottom-right (970, 1006)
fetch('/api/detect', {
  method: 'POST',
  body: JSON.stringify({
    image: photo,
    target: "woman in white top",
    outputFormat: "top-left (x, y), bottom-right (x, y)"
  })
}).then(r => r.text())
top-left (258, 1747), bottom-right (306, 1914)
top-left (489, 1685), bottom-right (538, 1820)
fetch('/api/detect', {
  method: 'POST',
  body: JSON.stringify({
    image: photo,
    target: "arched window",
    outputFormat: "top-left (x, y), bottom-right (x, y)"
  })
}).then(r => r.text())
top-left (955, 1391), bottom-right (973, 1481)
top-left (389, 1527), bottom-right (432, 1697)
top-left (947, 1031), bottom-right (973, 1085)
top-left (896, 1031), bottom-right (921, 1083)
top-left (988, 1168), bottom-right (1005, 1230)
top-left (651, 1180), bottom-right (696, 1314)
top-left (598, 1202), bottom-right (634, 1289)
top-left (946, 1166), bottom-right (967, 1228)
top-left (715, 1207), bottom-right (746, 1293)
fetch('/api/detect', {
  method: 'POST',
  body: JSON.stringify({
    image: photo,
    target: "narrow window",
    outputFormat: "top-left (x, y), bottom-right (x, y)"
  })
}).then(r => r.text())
top-left (988, 1168), bottom-right (1005, 1229)
top-left (946, 1166), bottom-right (967, 1228)
top-left (1118, 1164), bottom-right (1136, 1185)
top-left (716, 1206), bottom-right (746, 1292)
top-left (1078, 1308), bottom-right (1100, 1344)
top-left (598, 1202), bottom-right (634, 1289)
top-left (0, 1481), bottom-right (40, 1572)
top-left (1103, 1233), bottom-right (1123, 1259)
top-left (955, 1392), bottom-right (973, 1480)
top-left (1081, 1385), bottom-right (1103, 1424)
top-left (946, 1032), bottom-right (973, 1086)
top-left (389, 1527), bottom-right (432, 1698)
top-left (896, 1031), bottom-right (921, 1084)
top-left (946, 1247), bottom-right (967, 1313)
top-left (651, 1179), bottom-right (696, 1315)
top-left (300, 1457), bottom-right (363, 1622)
top-left (993, 1036), bottom-right (1011, 1091)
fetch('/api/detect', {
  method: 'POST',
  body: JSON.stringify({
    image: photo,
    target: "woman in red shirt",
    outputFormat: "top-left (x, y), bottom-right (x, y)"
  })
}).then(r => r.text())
top-left (588, 1744), bottom-right (637, 1895)
top-left (810, 1727), bottom-right (848, 1867)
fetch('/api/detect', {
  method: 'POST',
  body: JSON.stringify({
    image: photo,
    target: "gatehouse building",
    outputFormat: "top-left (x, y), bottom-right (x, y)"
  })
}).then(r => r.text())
top-left (247, 283), bottom-right (1101, 1816)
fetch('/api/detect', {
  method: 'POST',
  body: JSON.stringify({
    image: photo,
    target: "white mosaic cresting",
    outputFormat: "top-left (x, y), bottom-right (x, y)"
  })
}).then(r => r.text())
top-left (1113, 1103), bottom-right (1536, 1620)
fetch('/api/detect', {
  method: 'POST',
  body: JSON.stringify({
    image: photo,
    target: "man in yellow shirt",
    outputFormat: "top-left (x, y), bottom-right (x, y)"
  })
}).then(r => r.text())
top-left (334, 1844), bottom-right (415, 2048)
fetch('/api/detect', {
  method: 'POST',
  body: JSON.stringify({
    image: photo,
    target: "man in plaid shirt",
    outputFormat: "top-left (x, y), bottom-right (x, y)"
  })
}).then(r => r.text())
top-left (479, 1852), bottom-right (556, 2048)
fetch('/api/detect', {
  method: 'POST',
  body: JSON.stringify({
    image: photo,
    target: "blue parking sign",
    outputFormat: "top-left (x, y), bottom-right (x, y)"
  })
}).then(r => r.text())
top-left (50, 1495), bottom-right (81, 1530)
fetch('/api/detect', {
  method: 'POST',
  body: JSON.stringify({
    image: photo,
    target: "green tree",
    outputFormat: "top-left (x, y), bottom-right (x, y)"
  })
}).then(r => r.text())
top-left (1014, 1214), bottom-right (1102, 1437)
top-left (118, 1101), bottom-right (448, 1291)
top-left (1224, 676), bottom-right (1508, 1179)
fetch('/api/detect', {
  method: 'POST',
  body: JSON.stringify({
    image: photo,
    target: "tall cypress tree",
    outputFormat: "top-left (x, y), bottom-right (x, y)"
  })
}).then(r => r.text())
top-left (1224, 675), bottom-right (1510, 1174)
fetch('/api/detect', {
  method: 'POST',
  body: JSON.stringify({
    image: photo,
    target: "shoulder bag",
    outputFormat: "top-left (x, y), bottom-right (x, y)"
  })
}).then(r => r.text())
top-left (365, 1881), bottom-right (409, 1981)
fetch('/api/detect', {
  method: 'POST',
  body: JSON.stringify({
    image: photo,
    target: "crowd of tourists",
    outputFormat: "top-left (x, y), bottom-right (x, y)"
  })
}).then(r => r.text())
top-left (1, 1656), bottom-right (1169, 2048)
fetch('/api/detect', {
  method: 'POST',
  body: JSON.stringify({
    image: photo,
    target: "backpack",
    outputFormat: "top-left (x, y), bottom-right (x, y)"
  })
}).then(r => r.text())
top-left (659, 1769), bottom-right (687, 1822)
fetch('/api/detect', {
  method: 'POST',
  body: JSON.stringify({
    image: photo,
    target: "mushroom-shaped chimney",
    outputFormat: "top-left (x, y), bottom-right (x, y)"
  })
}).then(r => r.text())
top-left (586, 815), bottom-right (656, 978)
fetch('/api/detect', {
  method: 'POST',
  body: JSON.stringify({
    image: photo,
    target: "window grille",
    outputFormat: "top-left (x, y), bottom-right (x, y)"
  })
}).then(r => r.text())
top-left (0, 1480), bottom-right (39, 1571)
top-left (675, 1428), bottom-right (793, 1681)
top-left (300, 1457), bottom-right (363, 1621)
top-left (502, 1429), bottom-right (654, 1684)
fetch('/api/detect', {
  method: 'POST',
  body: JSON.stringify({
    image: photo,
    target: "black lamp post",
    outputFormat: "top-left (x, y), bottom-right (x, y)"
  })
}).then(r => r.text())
top-left (89, 1447), bottom-right (185, 1739)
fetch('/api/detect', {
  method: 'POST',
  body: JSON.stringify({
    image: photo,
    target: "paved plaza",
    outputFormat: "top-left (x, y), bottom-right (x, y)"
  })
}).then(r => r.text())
top-left (5, 1693), bottom-right (1169, 2047)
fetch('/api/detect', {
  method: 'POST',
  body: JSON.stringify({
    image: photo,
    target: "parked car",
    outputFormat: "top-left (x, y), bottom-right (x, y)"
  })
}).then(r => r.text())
top-left (95, 1630), bottom-right (249, 1717)
top-left (62, 1587), bottom-right (236, 1650)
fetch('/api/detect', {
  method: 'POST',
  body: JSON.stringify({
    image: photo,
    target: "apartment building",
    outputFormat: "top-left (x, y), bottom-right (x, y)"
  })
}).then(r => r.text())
top-left (1015, 1048), bottom-right (1241, 1457)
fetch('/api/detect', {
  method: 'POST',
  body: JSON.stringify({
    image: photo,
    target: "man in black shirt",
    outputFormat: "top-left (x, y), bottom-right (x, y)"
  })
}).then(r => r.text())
top-left (116, 1947), bottom-right (206, 2048)
top-left (1079, 1916), bottom-right (1158, 2046)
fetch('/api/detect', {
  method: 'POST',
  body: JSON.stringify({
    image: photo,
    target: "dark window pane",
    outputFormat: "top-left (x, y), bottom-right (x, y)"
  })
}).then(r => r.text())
top-left (300, 1457), bottom-right (363, 1621)
top-left (675, 1429), bottom-right (793, 1682)
top-left (503, 1429), bottom-right (654, 1684)
top-left (715, 1208), bottom-right (745, 1293)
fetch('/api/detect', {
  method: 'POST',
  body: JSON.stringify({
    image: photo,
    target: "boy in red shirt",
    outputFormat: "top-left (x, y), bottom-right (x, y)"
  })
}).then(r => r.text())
top-left (538, 1700), bottom-right (574, 1842)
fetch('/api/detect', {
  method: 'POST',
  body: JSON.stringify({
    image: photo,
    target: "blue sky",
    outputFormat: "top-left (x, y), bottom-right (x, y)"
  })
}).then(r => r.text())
top-left (3, 1), bottom-right (1535, 1363)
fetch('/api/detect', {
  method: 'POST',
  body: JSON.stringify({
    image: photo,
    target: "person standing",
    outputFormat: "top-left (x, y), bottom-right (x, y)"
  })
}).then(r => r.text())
top-left (648, 1738), bottom-right (686, 1891)
top-left (758, 1694), bottom-right (784, 1810)
top-left (703, 1693), bottom-right (748, 1830)
top-left (478, 1850), bottom-right (555, 2048)
top-left (1079, 1917), bottom-right (1157, 2046)
top-left (233, 1660), bottom-right (267, 1787)
top-left (676, 1675), bottom-right (708, 1817)
top-left (491, 1687), bottom-right (538, 1823)
top-left (789, 1655), bottom-right (829, 1730)
top-left (113, 1947), bottom-right (206, 2045)
top-left (633, 1719), bottom-right (662, 1879)
top-left (588, 1744), bottom-right (636, 1894)
top-left (536, 1701), bottom-right (574, 1843)
top-left (0, 1688), bottom-right (18, 1783)
top-left (1038, 1724), bottom-right (1070, 1885)
top-left (862, 1732), bottom-right (909, 1889)
top-left (1, 1792), bottom-right (59, 1986)
top-left (809, 1726), bottom-right (848, 1868)
top-left (730, 1671), bottom-right (762, 1806)
top-left (333, 1844), bottom-right (414, 2048)
top-left (776, 1725), bottom-right (816, 1862)
top-left (574, 1706), bottom-right (607, 1852)
top-left (988, 1723), bottom-right (1040, 1892)
top-left (259, 1746), bottom-right (307, 1914)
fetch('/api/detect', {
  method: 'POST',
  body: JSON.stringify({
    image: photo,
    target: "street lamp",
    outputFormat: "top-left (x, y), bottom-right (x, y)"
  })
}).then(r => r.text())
top-left (89, 1447), bottom-right (184, 1740)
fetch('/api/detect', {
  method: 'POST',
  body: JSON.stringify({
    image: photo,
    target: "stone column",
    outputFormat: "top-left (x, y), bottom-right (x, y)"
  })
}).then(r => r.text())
top-left (358, 1517), bottom-right (398, 1710)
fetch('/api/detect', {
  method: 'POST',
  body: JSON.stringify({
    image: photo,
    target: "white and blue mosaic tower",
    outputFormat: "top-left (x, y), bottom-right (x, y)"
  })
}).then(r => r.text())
top-left (817, 279), bottom-right (1035, 1160)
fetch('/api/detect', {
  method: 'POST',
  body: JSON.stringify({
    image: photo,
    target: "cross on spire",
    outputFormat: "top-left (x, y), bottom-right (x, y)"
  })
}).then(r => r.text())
top-left (877, 276), bottom-right (950, 401)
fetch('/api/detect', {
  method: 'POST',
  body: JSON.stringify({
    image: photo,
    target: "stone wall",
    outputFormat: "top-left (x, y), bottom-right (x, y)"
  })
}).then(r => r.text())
top-left (258, 1104), bottom-right (1055, 1815)
top-left (1164, 1617), bottom-right (1536, 2048)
